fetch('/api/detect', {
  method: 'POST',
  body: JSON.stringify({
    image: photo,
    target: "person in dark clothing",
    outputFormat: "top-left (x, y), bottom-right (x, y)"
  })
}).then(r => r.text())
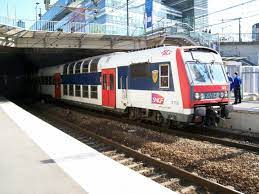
top-left (226, 72), bottom-right (233, 91)
top-left (232, 72), bottom-right (242, 104)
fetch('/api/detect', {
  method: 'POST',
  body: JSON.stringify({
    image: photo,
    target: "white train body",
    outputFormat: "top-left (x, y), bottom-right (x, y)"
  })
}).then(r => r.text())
top-left (38, 46), bottom-right (232, 125)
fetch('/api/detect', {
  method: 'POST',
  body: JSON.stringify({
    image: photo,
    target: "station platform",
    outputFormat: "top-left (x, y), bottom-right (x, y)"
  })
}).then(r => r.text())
top-left (220, 100), bottom-right (259, 136)
top-left (0, 98), bottom-right (175, 194)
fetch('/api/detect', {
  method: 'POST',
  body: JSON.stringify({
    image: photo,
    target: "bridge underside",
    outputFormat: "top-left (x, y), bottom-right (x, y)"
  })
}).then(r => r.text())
top-left (0, 46), bottom-right (115, 67)
top-left (0, 25), bottom-right (196, 51)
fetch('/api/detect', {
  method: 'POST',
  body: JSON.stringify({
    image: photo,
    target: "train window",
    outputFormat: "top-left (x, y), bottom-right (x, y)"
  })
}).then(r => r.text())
top-left (110, 74), bottom-right (114, 90)
top-left (75, 62), bottom-right (81, 74)
top-left (90, 58), bottom-right (99, 72)
top-left (75, 85), bottom-right (81, 97)
top-left (44, 77), bottom-right (48, 85)
top-left (49, 77), bottom-right (52, 85)
top-left (159, 64), bottom-right (169, 88)
top-left (103, 74), bottom-right (107, 90)
top-left (130, 62), bottom-right (150, 78)
top-left (82, 60), bottom-right (89, 73)
top-left (63, 85), bottom-right (68, 95)
top-left (69, 63), bottom-right (75, 74)
top-left (63, 64), bottom-right (69, 75)
top-left (90, 86), bottom-right (98, 99)
top-left (82, 85), bottom-right (89, 98)
top-left (69, 85), bottom-right (74, 96)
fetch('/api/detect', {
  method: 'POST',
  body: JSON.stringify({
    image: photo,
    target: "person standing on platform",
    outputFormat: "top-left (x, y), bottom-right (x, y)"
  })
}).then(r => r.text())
top-left (226, 72), bottom-right (233, 91)
top-left (232, 72), bottom-right (242, 104)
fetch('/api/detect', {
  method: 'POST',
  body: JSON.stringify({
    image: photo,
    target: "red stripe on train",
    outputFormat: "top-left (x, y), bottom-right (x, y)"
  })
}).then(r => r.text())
top-left (193, 85), bottom-right (228, 93)
top-left (176, 48), bottom-right (191, 109)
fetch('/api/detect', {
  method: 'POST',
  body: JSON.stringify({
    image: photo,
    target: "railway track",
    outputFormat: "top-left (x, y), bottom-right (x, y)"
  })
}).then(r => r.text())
top-left (31, 108), bottom-right (243, 194)
top-left (49, 101), bottom-right (259, 154)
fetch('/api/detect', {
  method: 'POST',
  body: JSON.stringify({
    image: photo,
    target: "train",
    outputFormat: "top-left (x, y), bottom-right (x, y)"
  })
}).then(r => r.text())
top-left (37, 46), bottom-right (233, 127)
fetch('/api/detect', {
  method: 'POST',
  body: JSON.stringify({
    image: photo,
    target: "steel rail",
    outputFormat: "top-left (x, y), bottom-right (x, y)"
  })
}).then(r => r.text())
top-left (52, 101), bottom-right (259, 154)
top-left (33, 109), bottom-right (243, 194)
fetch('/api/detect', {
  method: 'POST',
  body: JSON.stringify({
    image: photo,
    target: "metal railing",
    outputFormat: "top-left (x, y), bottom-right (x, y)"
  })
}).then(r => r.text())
top-left (219, 33), bottom-right (259, 42)
top-left (0, 15), bottom-right (145, 36)
top-left (0, 15), bottom-right (219, 47)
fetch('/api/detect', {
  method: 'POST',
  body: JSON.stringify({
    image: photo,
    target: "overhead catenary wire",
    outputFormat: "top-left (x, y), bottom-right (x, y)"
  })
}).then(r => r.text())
top-left (195, 0), bottom-right (258, 20)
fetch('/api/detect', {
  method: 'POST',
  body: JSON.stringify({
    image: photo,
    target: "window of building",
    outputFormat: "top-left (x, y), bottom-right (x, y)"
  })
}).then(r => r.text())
top-left (75, 85), bottom-right (81, 97)
top-left (63, 64), bottom-right (69, 75)
top-left (90, 58), bottom-right (99, 72)
top-left (159, 64), bottom-right (169, 88)
top-left (90, 85), bottom-right (98, 99)
top-left (69, 85), bottom-right (74, 96)
top-left (82, 85), bottom-right (89, 98)
top-left (69, 63), bottom-right (75, 74)
top-left (63, 85), bottom-right (68, 95)
top-left (75, 61), bottom-right (81, 74)
top-left (130, 62), bottom-right (150, 78)
top-left (82, 60), bottom-right (90, 73)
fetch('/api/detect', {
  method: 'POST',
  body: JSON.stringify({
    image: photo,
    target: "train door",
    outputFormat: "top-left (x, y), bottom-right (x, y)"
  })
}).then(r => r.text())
top-left (102, 69), bottom-right (116, 108)
top-left (53, 73), bottom-right (61, 99)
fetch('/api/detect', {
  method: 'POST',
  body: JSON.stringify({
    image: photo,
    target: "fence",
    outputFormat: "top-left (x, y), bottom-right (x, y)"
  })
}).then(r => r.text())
top-left (242, 66), bottom-right (259, 95)
top-left (226, 65), bottom-right (259, 96)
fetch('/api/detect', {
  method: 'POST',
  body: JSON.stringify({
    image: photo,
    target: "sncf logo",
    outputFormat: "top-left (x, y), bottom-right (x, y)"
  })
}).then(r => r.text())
top-left (152, 93), bottom-right (165, 104)
top-left (161, 50), bottom-right (172, 56)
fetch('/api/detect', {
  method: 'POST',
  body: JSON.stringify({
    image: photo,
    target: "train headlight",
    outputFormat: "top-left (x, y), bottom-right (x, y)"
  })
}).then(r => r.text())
top-left (194, 93), bottom-right (200, 100)
top-left (200, 93), bottom-right (205, 100)
top-left (224, 91), bottom-right (228, 98)
top-left (220, 92), bottom-right (225, 98)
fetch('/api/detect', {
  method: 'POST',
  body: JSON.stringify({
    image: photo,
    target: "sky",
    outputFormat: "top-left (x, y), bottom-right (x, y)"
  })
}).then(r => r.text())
top-left (0, 0), bottom-right (259, 34)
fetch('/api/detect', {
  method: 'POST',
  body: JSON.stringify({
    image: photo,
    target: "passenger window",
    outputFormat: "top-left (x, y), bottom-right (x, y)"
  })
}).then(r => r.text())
top-left (82, 85), bottom-right (89, 98)
top-left (90, 86), bottom-right (98, 99)
top-left (159, 64), bottom-right (169, 88)
top-left (63, 64), bottom-right (69, 75)
top-left (69, 63), bottom-right (75, 74)
top-left (44, 77), bottom-right (48, 85)
top-left (69, 85), bottom-right (74, 96)
top-left (75, 62), bottom-right (81, 74)
top-left (110, 74), bottom-right (114, 90)
top-left (82, 60), bottom-right (89, 73)
top-left (75, 85), bottom-right (81, 97)
top-left (63, 85), bottom-right (68, 95)
top-left (130, 62), bottom-right (150, 78)
top-left (90, 58), bottom-right (99, 72)
top-left (103, 75), bottom-right (107, 90)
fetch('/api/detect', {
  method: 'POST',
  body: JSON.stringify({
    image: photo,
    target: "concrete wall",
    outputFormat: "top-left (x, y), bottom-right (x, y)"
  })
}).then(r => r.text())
top-left (220, 42), bottom-right (259, 65)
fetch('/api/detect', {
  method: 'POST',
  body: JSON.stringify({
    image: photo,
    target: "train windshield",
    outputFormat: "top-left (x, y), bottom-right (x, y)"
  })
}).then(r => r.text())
top-left (184, 49), bottom-right (227, 85)
top-left (186, 62), bottom-right (227, 84)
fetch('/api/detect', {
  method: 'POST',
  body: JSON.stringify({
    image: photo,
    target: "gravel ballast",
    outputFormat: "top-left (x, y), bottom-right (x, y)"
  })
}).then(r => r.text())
top-left (34, 103), bottom-right (259, 194)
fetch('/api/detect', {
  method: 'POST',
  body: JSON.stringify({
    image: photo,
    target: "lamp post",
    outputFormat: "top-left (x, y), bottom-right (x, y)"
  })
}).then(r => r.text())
top-left (35, 2), bottom-right (40, 30)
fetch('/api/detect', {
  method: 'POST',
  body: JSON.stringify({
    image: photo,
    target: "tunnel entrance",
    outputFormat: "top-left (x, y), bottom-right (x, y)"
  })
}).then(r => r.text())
top-left (0, 47), bottom-right (115, 100)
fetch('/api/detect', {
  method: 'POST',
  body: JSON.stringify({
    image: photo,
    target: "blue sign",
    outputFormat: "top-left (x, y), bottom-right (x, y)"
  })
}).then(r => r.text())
top-left (145, 0), bottom-right (153, 28)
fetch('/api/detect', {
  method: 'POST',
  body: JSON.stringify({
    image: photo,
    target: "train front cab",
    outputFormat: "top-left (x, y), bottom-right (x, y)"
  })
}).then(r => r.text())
top-left (177, 47), bottom-right (233, 126)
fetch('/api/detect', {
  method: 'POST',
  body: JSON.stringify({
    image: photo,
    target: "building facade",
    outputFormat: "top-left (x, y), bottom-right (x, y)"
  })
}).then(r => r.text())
top-left (39, 0), bottom-right (208, 35)
top-left (252, 23), bottom-right (259, 41)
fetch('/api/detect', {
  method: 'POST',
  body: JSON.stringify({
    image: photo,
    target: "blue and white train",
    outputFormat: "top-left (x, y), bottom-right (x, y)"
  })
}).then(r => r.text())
top-left (38, 46), bottom-right (232, 126)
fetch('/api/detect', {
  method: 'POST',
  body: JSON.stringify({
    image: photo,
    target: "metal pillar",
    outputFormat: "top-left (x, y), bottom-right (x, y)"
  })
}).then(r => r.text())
top-left (127, 0), bottom-right (129, 36)
top-left (238, 17), bottom-right (242, 42)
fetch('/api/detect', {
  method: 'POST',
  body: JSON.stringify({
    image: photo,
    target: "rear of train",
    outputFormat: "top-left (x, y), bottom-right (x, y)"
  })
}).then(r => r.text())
top-left (177, 46), bottom-right (232, 126)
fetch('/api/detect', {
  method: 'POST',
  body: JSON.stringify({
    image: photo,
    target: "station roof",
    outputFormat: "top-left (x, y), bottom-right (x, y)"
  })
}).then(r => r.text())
top-left (222, 57), bottom-right (257, 66)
